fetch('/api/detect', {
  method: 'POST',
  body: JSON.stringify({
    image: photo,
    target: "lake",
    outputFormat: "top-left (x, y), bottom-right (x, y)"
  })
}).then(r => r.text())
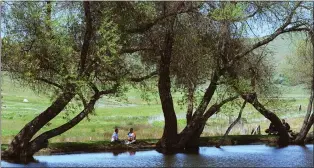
top-left (2, 145), bottom-right (313, 167)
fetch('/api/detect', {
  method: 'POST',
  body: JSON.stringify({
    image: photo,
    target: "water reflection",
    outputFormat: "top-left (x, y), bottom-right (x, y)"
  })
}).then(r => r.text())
top-left (129, 150), bottom-right (136, 156)
top-left (3, 156), bottom-right (38, 165)
top-left (1, 145), bottom-right (313, 167)
top-left (112, 150), bottom-right (136, 156)
top-left (163, 154), bottom-right (176, 167)
top-left (156, 147), bottom-right (200, 155)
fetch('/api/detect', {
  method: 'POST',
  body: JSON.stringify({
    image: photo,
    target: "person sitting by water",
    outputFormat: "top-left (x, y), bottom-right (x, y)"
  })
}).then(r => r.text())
top-left (111, 128), bottom-right (121, 143)
top-left (282, 119), bottom-right (293, 138)
top-left (282, 119), bottom-right (291, 131)
top-left (265, 122), bottom-right (278, 135)
top-left (127, 128), bottom-right (136, 144)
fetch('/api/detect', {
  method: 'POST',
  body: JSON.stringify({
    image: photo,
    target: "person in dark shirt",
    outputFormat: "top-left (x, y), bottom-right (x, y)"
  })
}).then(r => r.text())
top-left (282, 119), bottom-right (291, 131)
top-left (282, 119), bottom-right (293, 138)
top-left (265, 122), bottom-right (278, 135)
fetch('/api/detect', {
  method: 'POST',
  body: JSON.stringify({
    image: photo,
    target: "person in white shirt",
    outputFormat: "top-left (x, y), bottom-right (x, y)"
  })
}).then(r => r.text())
top-left (111, 128), bottom-right (121, 143)
top-left (127, 128), bottom-right (136, 144)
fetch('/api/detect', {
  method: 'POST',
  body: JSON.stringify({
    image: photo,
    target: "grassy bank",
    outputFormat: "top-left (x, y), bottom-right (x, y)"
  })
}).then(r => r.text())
top-left (1, 135), bottom-right (281, 155)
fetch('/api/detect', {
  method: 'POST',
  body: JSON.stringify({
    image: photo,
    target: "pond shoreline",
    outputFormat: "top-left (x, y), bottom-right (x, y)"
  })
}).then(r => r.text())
top-left (1, 135), bottom-right (313, 156)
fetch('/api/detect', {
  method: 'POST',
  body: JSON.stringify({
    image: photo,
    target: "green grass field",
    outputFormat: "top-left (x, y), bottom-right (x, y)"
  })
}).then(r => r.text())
top-left (1, 71), bottom-right (312, 144)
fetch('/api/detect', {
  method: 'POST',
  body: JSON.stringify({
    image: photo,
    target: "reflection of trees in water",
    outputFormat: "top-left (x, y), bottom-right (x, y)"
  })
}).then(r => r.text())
top-left (161, 152), bottom-right (214, 167)
top-left (157, 148), bottom-right (217, 167)
top-left (112, 150), bottom-right (124, 156)
top-left (112, 150), bottom-right (136, 156)
top-left (163, 154), bottom-right (176, 167)
top-left (129, 150), bottom-right (136, 156)
top-left (3, 157), bottom-right (49, 168)
top-left (27, 161), bottom-right (49, 168)
top-left (4, 156), bottom-right (39, 164)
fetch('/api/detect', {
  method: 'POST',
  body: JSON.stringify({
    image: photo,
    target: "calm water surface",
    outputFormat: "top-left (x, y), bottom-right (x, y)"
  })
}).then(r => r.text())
top-left (2, 145), bottom-right (313, 167)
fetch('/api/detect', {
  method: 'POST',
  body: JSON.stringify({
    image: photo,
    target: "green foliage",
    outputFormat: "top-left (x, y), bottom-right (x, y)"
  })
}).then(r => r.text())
top-left (2, 1), bottom-right (135, 103)
top-left (211, 2), bottom-right (246, 21)
top-left (134, 2), bottom-right (157, 20)
top-left (2, 1), bottom-right (311, 143)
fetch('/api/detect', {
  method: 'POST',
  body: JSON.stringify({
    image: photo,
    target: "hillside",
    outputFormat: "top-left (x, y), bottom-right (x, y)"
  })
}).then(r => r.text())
top-left (266, 32), bottom-right (307, 74)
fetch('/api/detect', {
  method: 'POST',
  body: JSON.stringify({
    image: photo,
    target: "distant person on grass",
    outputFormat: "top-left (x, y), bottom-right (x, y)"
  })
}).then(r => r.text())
top-left (127, 128), bottom-right (136, 144)
top-left (111, 128), bottom-right (122, 143)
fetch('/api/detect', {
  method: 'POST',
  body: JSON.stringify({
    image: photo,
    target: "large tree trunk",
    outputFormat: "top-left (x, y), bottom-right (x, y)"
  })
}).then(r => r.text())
top-left (2, 85), bottom-right (75, 160)
top-left (242, 93), bottom-right (290, 147)
top-left (176, 117), bottom-right (205, 149)
top-left (174, 73), bottom-right (219, 149)
top-left (2, 1), bottom-right (93, 161)
top-left (157, 13), bottom-right (179, 149)
top-left (295, 112), bottom-right (314, 144)
top-left (26, 93), bottom-right (100, 156)
top-left (176, 96), bottom-right (238, 149)
top-left (184, 122), bottom-right (206, 149)
top-left (191, 72), bottom-right (219, 119)
top-left (295, 89), bottom-right (314, 144)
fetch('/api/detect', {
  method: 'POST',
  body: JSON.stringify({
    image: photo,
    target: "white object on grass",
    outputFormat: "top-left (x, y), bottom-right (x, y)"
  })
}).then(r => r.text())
top-left (23, 99), bottom-right (29, 103)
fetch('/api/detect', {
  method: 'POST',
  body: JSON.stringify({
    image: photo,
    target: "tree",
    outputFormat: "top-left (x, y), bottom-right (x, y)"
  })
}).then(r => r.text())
top-left (128, 1), bottom-right (306, 150)
top-left (2, 1), bottom-right (156, 161)
top-left (280, 2), bottom-right (314, 144)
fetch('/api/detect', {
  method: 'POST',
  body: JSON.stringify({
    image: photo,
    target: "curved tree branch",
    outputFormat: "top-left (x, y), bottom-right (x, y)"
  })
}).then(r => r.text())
top-left (99, 83), bottom-right (119, 95)
top-left (129, 71), bottom-right (158, 82)
top-left (216, 100), bottom-right (247, 148)
top-left (120, 47), bottom-right (155, 54)
top-left (125, 3), bottom-right (200, 34)
top-left (233, 86), bottom-right (290, 146)
top-left (28, 93), bottom-right (100, 155)
top-left (192, 70), bottom-right (220, 118)
top-left (34, 77), bottom-right (63, 90)
top-left (78, 92), bottom-right (87, 108)
top-left (203, 95), bottom-right (239, 120)
top-left (233, 2), bottom-right (302, 63)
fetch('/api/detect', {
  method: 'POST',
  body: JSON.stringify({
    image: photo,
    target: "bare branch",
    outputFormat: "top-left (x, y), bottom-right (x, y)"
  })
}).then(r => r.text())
top-left (120, 47), bottom-right (155, 54)
top-left (88, 82), bottom-right (100, 93)
top-left (34, 77), bottom-right (63, 90)
top-left (78, 92), bottom-right (87, 108)
top-left (233, 2), bottom-right (302, 62)
top-left (192, 71), bottom-right (220, 118)
top-left (282, 26), bottom-right (311, 33)
top-left (99, 83), bottom-right (119, 95)
top-left (28, 93), bottom-right (100, 154)
top-left (203, 95), bottom-right (239, 120)
top-left (125, 4), bottom-right (199, 34)
top-left (216, 100), bottom-right (247, 147)
top-left (129, 71), bottom-right (158, 82)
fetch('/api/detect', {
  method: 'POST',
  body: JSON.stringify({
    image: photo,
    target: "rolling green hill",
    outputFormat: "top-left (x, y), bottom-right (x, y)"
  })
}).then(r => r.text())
top-left (267, 32), bottom-right (307, 74)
